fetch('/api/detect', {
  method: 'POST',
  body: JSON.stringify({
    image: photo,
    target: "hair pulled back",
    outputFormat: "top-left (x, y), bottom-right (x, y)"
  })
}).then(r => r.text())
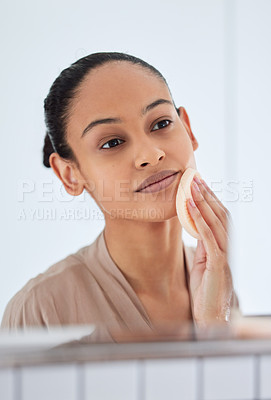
top-left (43, 52), bottom-right (171, 168)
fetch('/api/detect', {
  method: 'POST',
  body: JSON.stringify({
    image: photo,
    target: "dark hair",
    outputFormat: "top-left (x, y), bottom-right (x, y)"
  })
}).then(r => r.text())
top-left (43, 52), bottom-right (179, 168)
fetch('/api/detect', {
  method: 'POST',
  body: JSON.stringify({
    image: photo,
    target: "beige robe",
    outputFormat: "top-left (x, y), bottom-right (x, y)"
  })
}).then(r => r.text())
top-left (0, 229), bottom-right (240, 341)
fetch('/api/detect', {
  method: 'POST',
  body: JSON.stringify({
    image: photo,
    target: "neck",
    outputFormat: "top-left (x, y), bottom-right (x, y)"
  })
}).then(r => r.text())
top-left (103, 217), bottom-right (186, 300)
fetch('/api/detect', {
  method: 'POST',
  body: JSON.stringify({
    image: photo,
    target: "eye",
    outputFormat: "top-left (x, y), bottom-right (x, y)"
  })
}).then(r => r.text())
top-left (101, 138), bottom-right (124, 150)
top-left (152, 119), bottom-right (172, 131)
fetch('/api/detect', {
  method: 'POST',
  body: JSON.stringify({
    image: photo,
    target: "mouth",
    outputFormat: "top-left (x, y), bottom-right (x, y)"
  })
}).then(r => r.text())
top-left (135, 171), bottom-right (180, 193)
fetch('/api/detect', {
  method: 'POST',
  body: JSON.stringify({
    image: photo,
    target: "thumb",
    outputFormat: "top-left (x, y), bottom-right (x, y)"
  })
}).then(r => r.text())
top-left (195, 240), bottom-right (206, 263)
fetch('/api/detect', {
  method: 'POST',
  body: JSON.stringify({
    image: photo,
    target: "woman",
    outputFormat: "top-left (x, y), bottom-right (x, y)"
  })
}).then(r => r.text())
top-left (1, 52), bottom-right (240, 338)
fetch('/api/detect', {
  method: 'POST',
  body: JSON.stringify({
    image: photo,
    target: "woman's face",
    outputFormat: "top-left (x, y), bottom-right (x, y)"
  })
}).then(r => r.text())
top-left (63, 61), bottom-right (198, 222)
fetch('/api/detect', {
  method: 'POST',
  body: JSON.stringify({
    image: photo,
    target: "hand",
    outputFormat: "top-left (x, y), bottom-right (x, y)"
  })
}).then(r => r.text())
top-left (187, 176), bottom-right (235, 329)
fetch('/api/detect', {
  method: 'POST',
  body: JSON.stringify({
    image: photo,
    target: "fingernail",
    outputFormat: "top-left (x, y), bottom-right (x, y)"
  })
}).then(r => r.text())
top-left (189, 198), bottom-right (196, 207)
top-left (193, 181), bottom-right (201, 192)
top-left (193, 176), bottom-right (202, 185)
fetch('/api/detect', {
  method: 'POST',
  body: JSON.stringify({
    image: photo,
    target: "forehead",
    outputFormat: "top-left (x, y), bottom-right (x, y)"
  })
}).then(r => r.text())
top-left (71, 61), bottom-right (171, 115)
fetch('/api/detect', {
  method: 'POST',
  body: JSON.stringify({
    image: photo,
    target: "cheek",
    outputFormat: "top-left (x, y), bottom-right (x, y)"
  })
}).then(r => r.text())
top-left (176, 138), bottom-right (192, 155)
top-left (168, 134), bottom-right (196, 170)
top-left (90, 166), bottom-right (130, 203)
top-left (173, 128), bottom-right (194, 152)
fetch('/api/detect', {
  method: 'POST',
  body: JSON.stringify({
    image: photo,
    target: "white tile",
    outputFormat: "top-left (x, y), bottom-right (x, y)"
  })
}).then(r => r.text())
top-left (145, 358), bottom-right (197, 400)
top-left (84, 360), bottom-right (138, 400)
top-left (259, 355), bottom-right (271, 399)
top-left (0, 368), bottom-right (13, 400)
top-left (203, 355), bottom-right (254, 400)
top-left (22, 364), bottom-right (77, 400)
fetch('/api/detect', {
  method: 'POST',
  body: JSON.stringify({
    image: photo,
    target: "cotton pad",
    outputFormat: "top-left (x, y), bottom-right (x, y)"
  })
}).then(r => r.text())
top-left (176, 167), bottom-right (202, 239)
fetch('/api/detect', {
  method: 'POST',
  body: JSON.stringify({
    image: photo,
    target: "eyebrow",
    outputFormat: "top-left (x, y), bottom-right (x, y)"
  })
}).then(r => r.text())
top-left (81, 98), bottom-right (174, 138)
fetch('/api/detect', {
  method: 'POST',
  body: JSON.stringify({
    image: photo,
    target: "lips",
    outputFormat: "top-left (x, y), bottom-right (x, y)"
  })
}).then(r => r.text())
top-left (135, 170), bottom-right (179, 192)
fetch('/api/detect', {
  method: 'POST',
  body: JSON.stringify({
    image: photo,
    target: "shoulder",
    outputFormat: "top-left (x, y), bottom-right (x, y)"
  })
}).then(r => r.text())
top-left (1, 239), bottom-right (99, 330)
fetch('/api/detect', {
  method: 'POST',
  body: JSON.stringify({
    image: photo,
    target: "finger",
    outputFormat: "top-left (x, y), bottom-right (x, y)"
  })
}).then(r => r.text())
top-left (200, 178), bottom-right (231, 218)
top-left (187, 195), bottom-right (221, 261)
top-left (193, 177), bottom-right (230, 233)
top-left (202, 178), bottom-right (234, 233)
top-left (191, 180), bottom-right (228, 253)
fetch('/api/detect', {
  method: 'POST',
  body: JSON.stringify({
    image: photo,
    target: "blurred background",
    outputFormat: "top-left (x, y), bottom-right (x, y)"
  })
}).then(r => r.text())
top-left (0, 0), bottom-right (270, 321)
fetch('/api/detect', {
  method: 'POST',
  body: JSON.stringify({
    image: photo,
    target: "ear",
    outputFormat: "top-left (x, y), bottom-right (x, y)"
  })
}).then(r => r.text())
top-left (177, 106), bottom-right (199, 151)
top-left (49, 153), bottom-right (85, 196)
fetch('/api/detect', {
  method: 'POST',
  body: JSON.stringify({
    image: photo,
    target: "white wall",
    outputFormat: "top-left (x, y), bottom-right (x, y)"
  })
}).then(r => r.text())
top-left (0, 0), bottom-right (270, 321)
top-left (234, 0), bottom-right (271, 314)
top-left (1, 355), bottom-right (271, 400)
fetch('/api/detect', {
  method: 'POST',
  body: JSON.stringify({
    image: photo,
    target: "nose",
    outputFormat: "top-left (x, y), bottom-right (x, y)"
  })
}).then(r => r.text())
top-left (134, 139), bottom-right (166, 168)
